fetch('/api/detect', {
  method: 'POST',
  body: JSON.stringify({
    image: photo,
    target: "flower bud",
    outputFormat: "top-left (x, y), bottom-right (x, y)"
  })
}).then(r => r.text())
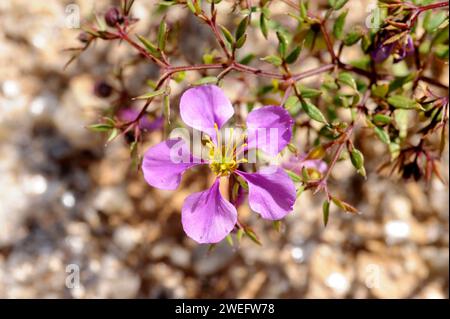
top-left (77, 31), bottom-right (92, 44)
top-left (93, 81), bottom-right (113, 98)
top-left (105, 7), bottom-right (122, 27)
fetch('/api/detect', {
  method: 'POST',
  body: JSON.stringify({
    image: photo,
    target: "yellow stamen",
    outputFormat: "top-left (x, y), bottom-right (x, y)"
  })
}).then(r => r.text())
top-left (206, 124), bottom-right (249, 177)
top-left (225, 127), bottom-right (234, 157)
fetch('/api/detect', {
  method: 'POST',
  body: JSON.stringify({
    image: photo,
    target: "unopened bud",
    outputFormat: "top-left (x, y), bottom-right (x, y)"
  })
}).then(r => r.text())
top-left (77, 32), bottom-right (92, 44)
top-left (105, 7), bottom-right (123, 27)
top-left (94, 81), bottom-right (113, 98)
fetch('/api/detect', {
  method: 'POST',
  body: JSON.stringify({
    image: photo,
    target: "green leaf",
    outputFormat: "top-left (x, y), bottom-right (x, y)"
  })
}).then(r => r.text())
top-left (107, 128), bottom-right (120, 143)
top-left (285, 96), bottom-right (300, 109)
top-left (133, 87), bottom-right (166, 100)
top-left (207, 244), bottom-right (217, 253)
top-left (333, 10), bottom-right (348, 40)
top-left (244, 227), bottom-right (262, 245)
top-left (236, 16), bottom-right (250, 42)
top-left (225, 234), bottom-right (234, 247)
top-left (389, 142), bottom-right (400, 160)
top-left (236, 176), bottom-right (249, 191)
top-left (287, 142), bottom-right (299, 154)
top-left (296, 185), bottom-right (305, 198)
top-left (261, 55), bottom-right (282, 66)
top-left (343, 26), bottom-right (364, 46)
top-left (260, 12), bottom-right (268, 39)
top-left (124, 0), bottom-right (136, 14)
top-left (424, 11), bottom-right (447, 32)
top-left (95, 14), bottom-right (107, 32)
top-left (236, 228), bottom-right (244, 242)
top-left (331, 196), bottom-right (358, 214)
top-left (173, 71), bottom-right (186, 83)
top-left (350, 148), bottom-right (364, 169)
top-left (287, 100), bottom-right (302, 116)
top-left (323, 200), bottom-right (330, 227)
top-left (220, 24), bottom-right (234, 45)
top-left (129, 140), bottom-right (140, 171)
top-left (163, 94), bottom-right (171, 124)
top-left (299, 0), bottom-right (308, 20)
top-left (285, 169), bottom-right (302, 183)
top-left (350, 148), bottom-right (366, 177)
top-left (394, 109), bottom-right (409, 139)
top-left (239, 53), bottom-right (255, 65)
top-left (374, 126), bottom-right (390, 144)
top-left (388, 74), bottom-right (416, 93)
top-left (387, 95), bottom-right (422, 110)
top-left (322, 74), bottom-right (339, 90)
top-left (383, 31), bottom-right (408, 45)
top-left (373, 113), bottom-right (391, 126)
top-left (298, 85), bottom-right (322, 98)
top-left (136, 35), bottom-right (160, 56)
top-left (338, 72), bottom-right (357, 90)
top-left (361, 33), bottom-right (372, 52)
top-left (435, 43), bottom-right (449, 59)
top-left (192, 76), bottom-right (218, 86)
top-left (371, 83), bottom-right (389, 98)
top-left (285, 46), bottom-right (302, 64)
top-left (329, 0), bottom-right (349, 10)
top-left (301, 100), bottom-right (328, 124)
top-left (276, 31), bottom-right (288, 57)
top-left (235, 33), bottom-right (247, 48)
top-left (186, 0), bottom-right (197, 14)
top-left (157, 19), bottom-right (167, 51)
top-left (273, 220), bottom-right (282, 232)
top-left (88, 123), bottom-right (114, 132)
top-left (202, 53), bottom-right (214, 64)
top-left (307, 145), bottom-right (326, 160)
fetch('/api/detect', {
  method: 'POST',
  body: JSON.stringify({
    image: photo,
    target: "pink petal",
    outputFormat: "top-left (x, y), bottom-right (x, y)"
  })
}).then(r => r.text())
top-left (182, 179), bottom-right (237, 244)
top-left (142, 138), bottom-right (202, 190)
top-left (246, 106), bottom-right (293, 156)
top-left (236, 167), bottom-right (296, 220)
top-left (180, 85), bottom-right (234, 140)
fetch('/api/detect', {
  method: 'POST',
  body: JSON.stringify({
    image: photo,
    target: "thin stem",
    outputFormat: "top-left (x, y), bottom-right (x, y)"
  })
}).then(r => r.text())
top-left (417, 1), bottom-right (449, 11)
top-left (408, 1), bottom-right (449, 27)
top-left (207, 19), bottom-right (232, 59)
top-left (329, 125), bottom-right (354, 174)
top-left (320, 19), bottom-right (337, 63)
top-left (292, 64), bottom-right (335, 81)
top-left (116, 26), bottom-right (168, 68)
top-left (305, 124), bottom-right (355, 197)
top-left (420, 75), bottom-right (449, 90)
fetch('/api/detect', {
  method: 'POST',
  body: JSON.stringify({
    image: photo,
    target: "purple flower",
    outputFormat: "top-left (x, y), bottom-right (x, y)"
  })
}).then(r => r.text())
top-left (393, 36), bottom-right (414, 63)
top-left (142, 85), bottom-right (296, 244)
top-left (118, 108), bottom-right (163, 132)
top-left (283, 153), bottom-right (327, 179)
top-left (371, 42), bottom-right (395, 63)
top-left (371, 35), bottom-right (415, 64)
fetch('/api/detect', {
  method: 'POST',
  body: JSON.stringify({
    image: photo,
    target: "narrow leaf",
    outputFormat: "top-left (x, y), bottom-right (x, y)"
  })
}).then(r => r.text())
top-left (157, 19), bottom-right (167, 51)
top-left (387, 95), bottom-right (422, 110)
top-left (301, 100), bottom-right (328, 124)
top-left (133, 88), bottom-right (166, 100)
top-left (323, 200), bottom-right (330, 226)
top-left (285, 46), bottom-right (302, 64)
top-left (333, 10), bottom-right (348, 40)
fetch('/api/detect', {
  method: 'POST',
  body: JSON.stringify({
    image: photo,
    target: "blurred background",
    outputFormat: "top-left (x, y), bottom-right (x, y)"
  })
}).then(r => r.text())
top-left (0, 0), bottom-right (448, 298)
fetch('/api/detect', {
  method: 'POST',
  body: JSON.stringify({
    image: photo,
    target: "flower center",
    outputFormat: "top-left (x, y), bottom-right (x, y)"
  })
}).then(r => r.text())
top-left (206, 124), bottom-right (247, 176)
